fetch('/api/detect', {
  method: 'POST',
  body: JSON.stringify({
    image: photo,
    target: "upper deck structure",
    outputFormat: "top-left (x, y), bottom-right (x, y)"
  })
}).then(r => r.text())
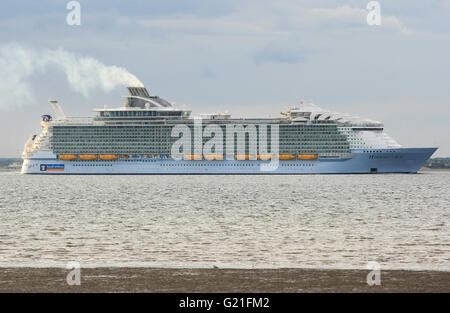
top-left (21, 85), bottom-right (437, 174)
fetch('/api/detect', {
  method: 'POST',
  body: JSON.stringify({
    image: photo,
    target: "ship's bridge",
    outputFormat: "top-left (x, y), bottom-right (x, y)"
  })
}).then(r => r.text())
top-left (93, 87), bottom-right (191, 121)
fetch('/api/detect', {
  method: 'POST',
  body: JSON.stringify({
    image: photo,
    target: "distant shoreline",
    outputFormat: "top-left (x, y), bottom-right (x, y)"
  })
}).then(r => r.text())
top-left (420, 167), bottom-right (450, 171)
top-left (0, 267), bottom-right (448, 292)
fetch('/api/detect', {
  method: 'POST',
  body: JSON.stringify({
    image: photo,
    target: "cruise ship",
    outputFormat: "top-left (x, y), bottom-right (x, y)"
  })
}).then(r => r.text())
top-left (21, 86), bottom-right (437, 174)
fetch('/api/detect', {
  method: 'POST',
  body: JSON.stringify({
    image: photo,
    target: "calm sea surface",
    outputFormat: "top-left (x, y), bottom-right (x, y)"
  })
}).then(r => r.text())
top-left (0, 171), bottom-right (449, 270)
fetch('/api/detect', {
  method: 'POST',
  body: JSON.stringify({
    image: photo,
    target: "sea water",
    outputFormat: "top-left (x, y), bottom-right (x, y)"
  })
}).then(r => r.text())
top-left (0, 171), bottom-right (448, 270)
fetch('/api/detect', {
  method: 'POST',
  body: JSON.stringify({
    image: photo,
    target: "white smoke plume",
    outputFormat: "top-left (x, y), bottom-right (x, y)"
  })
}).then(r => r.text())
top-left (0, 42), bottom-right (144, 109)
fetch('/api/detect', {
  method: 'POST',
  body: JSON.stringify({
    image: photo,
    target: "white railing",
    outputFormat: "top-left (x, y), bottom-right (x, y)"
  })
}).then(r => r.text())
top-left (49, 117), bottom-right (93, 125)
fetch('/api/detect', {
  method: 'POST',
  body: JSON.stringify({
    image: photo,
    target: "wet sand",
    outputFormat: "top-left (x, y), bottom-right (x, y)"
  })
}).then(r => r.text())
top-left (0, 267), bottom-right (449, 293)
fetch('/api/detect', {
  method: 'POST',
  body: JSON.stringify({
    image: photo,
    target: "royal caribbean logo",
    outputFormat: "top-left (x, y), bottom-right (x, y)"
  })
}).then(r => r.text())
top-left (40, 164), bottom-right (65, 172)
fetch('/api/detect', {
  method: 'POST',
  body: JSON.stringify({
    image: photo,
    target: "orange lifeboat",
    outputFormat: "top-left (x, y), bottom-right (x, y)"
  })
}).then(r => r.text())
top-left (100, 154), bottom-right (119, 160)
top-left (79, 154), bottom-right (98, 160)
top-left (257, 154), bottom-right (274, 160)
top-left (59, 154), bottom-right (78, 161)
top-left (121, 154), bottom-right (129, 159)
top-left (278, 154), bottom-right (297, 160)
top-left (235, 154), bottom-right (255, 160)
top-left (298, 154), bottom-right (318, 160)
top-left (205, 154), bottom-right (224, 161)
top-left (184, 154), bottom-right (203, 160)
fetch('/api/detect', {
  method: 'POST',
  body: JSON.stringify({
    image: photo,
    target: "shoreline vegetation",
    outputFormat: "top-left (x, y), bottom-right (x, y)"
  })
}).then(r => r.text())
top-left (1, 158), bottom-right (450, 172)
top-left (0, 267), bottom-right (449, 292)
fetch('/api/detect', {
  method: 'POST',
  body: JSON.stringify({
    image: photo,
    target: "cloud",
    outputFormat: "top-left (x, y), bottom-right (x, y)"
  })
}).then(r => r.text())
top-left (0, 42), bottom-right (143, 109)
top-left (135, 14), bottom-right (268, 37)
top-left (0, 43), bottom-right (35, 107)
top-left (121, 4), bottom-right (412, 38)
top-left (249, 4), bottom-right (412, 64)
top-left (253, 41), bottom-right (305, 64)
top-left (294, 5), bottom-right (412, 34)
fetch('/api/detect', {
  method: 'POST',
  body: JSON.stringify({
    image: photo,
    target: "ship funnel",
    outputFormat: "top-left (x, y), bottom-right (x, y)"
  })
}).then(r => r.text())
top-left (128, 87), bottom-right (150, 98)
top-left (124, 86), bottom-right (173, 108)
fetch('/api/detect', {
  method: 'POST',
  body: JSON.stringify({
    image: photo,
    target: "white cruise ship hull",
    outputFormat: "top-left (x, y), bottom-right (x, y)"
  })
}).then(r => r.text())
top-left (21, 148), bottom-right (436, 175)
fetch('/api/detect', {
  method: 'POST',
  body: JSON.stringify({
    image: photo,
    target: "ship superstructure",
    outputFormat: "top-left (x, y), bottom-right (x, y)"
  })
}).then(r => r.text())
top-left (21, 87), bottom-right (437, 174)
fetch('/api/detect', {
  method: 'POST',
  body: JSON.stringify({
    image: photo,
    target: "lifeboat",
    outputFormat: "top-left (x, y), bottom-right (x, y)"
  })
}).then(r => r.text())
top-left (278, 154), bottom-right (297, 160)
top-left (298, 154), bottom-right (318, 160)
top-left (205, 154), bottom-right (224, 161)
top-left (121, 154), bottom-right (129, 159)
top-left (235, 154), bottom-right (255, 160)
top-left (100, 154), bottom-right (119, 160)
top-left (59, 154), bottom-right (78, 160)
top-left (184, 154), bottom-right (203, 160)
top-left (79, 154), bottom-right (98, 160)
top-left (257, 154), bottom-right (274, 160)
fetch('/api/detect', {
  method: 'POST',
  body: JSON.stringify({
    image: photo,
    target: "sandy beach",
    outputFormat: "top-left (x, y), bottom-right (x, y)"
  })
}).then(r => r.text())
top-left (0, 267), bottom-right (449, 293)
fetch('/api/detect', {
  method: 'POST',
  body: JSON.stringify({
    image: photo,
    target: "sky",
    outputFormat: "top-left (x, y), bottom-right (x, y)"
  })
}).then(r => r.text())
top-left (0, 0), bottom-right (449, 157)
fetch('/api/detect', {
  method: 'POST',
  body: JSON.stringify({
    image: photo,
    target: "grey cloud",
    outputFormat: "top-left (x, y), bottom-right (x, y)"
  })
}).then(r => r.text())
top-left (253, 42), bottom-right (305, 64)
